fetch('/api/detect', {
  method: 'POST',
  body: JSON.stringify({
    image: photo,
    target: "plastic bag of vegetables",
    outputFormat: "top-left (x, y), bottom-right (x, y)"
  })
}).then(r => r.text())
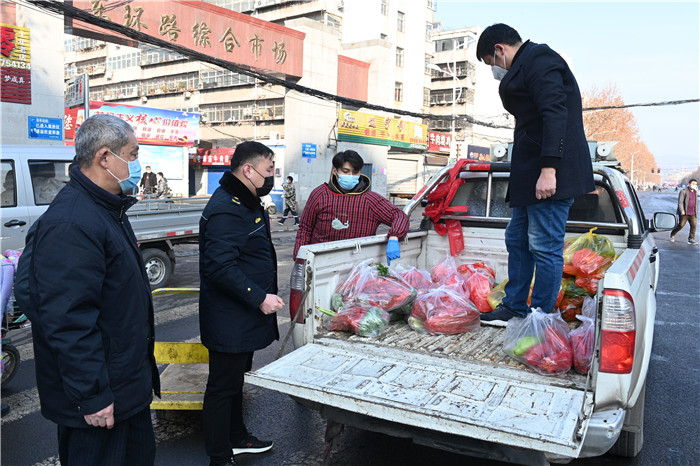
top-left (409, 286), bottom-right (480, 335)
top-left (320, 303), bottom-right (390, 338)
top-left (458, 262), bottom-right (495, 313)
top-left (503, 308), bottom-right (573, 376)
top-left (430, 252), bottom-right (468, 297)
top-left (569, 296), bottom-right (596, 374)
top-left (393, 263), bottom-right (433, 295)
top-left (563, 227), bottom-right (616, 265)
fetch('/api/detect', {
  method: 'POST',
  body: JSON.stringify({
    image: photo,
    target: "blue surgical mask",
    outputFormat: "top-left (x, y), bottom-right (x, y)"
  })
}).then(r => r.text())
top-left (337, 174), bottom-right (360, 190)
top-left (107, 150), bottom-right (141, 194)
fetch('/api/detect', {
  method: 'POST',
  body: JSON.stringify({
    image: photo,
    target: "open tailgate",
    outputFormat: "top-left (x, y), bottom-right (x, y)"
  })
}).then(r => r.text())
top-left (247, 340), bottom-right (593, 457)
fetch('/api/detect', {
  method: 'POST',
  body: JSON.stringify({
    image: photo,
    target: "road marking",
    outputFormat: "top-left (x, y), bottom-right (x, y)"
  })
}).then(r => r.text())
top-left (656, 290), bottom-right (700, 298)
top-left (654, 320), bottom-right (700, 327)
top-left (0, 386), bottom-right (41, 425)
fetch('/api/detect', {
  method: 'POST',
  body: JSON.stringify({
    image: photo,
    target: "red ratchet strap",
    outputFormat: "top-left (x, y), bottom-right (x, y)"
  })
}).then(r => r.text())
top-left (423, 159), bottom-right (472, 256)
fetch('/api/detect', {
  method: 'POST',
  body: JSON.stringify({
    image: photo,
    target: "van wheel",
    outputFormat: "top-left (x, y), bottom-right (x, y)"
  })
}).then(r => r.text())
top-left (609, 382), bottom-right (645, 457)
top-left (142, 248), bottom-right (173, 289)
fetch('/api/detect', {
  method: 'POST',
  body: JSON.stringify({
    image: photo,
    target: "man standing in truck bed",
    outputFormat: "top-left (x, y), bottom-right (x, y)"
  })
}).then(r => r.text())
top-left (476, 23), bottom-right (594, 325)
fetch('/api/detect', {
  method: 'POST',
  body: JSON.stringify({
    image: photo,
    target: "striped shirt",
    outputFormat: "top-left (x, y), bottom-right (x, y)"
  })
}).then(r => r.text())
top-left (293, 183), bottom-right (410, 257)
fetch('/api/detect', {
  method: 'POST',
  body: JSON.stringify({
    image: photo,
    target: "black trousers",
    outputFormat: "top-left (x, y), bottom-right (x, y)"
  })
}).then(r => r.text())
top-left (57, 407), bottom-right (155, 466)
top-left (203, 350), bottom-right (253, 462)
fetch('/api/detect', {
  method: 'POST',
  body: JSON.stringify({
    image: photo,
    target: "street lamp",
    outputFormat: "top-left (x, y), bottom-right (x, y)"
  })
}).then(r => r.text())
top-left (428, 63), bottom-right (462, 162)
top-left (629, 150), bottom-right (641, 188)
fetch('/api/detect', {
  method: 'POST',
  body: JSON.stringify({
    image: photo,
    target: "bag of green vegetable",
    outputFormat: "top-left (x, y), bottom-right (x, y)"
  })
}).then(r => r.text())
top-left (324, 303), bottom-right (390, 338)
top-left (503, 308), bottom-right (573, 376)
top-left (409, 286), bottom-right (480, 335)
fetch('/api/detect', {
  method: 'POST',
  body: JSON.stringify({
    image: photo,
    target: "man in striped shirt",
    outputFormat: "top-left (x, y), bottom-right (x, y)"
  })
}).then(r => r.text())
top-left (293, 150), bottom-right (410, 263)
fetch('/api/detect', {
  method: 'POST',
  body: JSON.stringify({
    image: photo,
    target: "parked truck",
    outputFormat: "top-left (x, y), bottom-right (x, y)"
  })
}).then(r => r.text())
top-left (1, 145), bottom-right (203, 288)
top-left (247, 158), bottom-right (676, 464)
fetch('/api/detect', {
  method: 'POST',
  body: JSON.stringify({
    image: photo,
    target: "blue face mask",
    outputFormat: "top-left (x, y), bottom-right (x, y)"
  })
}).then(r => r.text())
top-left (107, 150), bottom-right (141, 195)
top-left (337, 174), bottom-right (360, 190)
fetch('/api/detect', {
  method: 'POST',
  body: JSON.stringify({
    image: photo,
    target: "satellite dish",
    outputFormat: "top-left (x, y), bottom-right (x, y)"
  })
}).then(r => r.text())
top-left (493, 145), bottom-right (507, 158)
top-left (596, 144), bottom-right (611, 157)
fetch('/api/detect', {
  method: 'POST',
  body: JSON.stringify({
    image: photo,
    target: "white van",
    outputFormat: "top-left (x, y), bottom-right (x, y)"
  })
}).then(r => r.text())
top-left (1, 145), bottom-right (74, 251)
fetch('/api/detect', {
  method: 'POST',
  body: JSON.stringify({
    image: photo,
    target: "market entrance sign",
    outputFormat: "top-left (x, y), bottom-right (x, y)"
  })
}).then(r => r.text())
top-left (68, 0), bottom-right (304, 77)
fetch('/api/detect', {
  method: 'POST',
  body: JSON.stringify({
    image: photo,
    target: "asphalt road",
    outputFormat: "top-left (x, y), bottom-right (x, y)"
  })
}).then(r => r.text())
top-left (2, 193), bottom-right (698, 466)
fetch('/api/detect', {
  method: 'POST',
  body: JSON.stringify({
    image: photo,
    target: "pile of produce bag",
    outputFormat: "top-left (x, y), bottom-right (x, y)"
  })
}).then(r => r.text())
top-left (408, 286), bottom-right (480, 335)
top-left (503, 308), bottom-right (573, 375)
top-left (331, 259), bottom-right (417, 321)
top-left (430, 252), bottom-right (468, 297)
top-left (569, 296), bottom-right (596, 374)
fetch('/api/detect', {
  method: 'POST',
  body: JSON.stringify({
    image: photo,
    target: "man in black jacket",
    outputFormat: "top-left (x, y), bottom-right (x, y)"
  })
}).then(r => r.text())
top-left (21, 114), bottom-right (160, 465)
top-left (139, 165), bottom-right (157, 194)
top-left (476, 24), bottom-right (594, 325)
top-left (199, 141), bottom-right (283, 466)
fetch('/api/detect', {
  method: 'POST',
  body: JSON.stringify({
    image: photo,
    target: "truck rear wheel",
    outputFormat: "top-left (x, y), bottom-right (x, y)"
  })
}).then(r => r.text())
top-left (609, 381), bottom-right (646, 457)
top-left (142, 248), bottom-right (173, 289)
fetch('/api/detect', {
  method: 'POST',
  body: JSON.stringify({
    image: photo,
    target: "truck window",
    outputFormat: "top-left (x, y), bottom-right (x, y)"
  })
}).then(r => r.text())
top-left (567, 186), bottom-right (621, 223)
top-left (625, 180), bottom-right (648, 231)
top-left (28, 161), bottom-right (71, 206)
top-left (1, 161), bottom-right (16, 207)
top-left (449, 177), bottom-right (510, 218)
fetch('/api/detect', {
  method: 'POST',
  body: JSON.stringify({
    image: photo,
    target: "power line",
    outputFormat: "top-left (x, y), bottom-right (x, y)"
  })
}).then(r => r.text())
top-left (583, 99), bottom-right (699, 112)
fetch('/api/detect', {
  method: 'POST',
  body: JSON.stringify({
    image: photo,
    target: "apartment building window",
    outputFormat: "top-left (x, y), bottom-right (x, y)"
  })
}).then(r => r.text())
top-left (64, 37), bottom-right (104, 53)
top-left (381, 0), bottom-right (388, 15)
top-left (201, 69), bottom-right (255, 89)
top-left (424, 54), bottom-right (431, 74)
top-left (397, 11), bottom-right (405, 32)
top-left (143, 72), bottom-right (199, 95)
top-left (423, 87), bottom-right (430, 107)
top-left (396, 47), bottom-right (404, 68)
top-left (103, 81), bottom-right (141, 100)
top-left (140, 46), bottom-right (185, 66)
top-left (394, 82), bottom-right (403, 102)
top-left (201, 99), bottom-right (284, 123)
top-left (107, 52), bottom-right (141, 71)
top-left (426, 22), bottom-right (431, 41)
top-left (72, 58), bottom-right (106, 76)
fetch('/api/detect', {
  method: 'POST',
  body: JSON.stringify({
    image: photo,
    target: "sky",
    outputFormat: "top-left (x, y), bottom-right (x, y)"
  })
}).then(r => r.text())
top-left (433, 1), bottom-right (700, 175)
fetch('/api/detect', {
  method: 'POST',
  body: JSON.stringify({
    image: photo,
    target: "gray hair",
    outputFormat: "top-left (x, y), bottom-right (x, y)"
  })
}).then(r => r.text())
top-left (74, 114), bottom-right (135, 169)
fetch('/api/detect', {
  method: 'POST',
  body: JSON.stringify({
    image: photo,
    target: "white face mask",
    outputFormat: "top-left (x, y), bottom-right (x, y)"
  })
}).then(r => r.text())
top-left (690, 184), bottom-right (698, 191)
top-left (491, 48), bottom-right (508, 81)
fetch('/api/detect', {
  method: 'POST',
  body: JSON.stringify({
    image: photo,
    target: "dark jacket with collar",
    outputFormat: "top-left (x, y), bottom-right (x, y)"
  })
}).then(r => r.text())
top-left (198, 171), bottom-right (279, 353)
top-left (22, 165), bottom-right (160, 428)
top-left (499, 40), bottom-right (594, 207)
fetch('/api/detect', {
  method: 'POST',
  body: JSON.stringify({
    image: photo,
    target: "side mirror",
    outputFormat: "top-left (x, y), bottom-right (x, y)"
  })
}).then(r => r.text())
top-left (651, 212), bottom-right (677, 232)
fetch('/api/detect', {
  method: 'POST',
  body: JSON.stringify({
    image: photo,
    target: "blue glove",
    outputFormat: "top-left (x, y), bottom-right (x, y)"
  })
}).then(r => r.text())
top-left (386, 239), bottom-right (400, 265)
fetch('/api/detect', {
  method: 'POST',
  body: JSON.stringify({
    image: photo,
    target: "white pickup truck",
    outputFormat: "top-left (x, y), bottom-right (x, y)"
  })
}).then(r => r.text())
top-left (247, 159), bottom-right (676, 464)
top-left (1, 145), bottom-right (204, 288)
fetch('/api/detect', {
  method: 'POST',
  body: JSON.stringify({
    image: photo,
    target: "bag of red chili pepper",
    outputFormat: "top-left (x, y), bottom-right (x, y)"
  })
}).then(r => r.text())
top-left (393, 263), bottom-right (433, 295)
top-left (430, 252), bottom-right (468, 297)
top-left (328, 303), bottom-right (390, 338)
top-left (457, 262), bottom-right (495, 313)
top-left (503, 308), bottom-right (572, 376)
top-left (569, 296), bottom-right (596, 374)
top-left (409, 286), bottom-right (480, 335)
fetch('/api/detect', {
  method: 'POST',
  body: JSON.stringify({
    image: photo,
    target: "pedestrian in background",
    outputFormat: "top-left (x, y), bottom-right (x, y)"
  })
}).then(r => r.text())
top-left (475, 23), bottom-right (594, 326)
top-left (155, 171), bottom-right (172, 199)
top-left (139, 165), bottom-right (157, 194)
top-left (669, 179), bottom-right (698, 245)
top-left (277, 175), bottom-right (299, 226)
top-left (19, 114), bottom-right (160, 465)
top-left (293, 150), bottom-right (409, 264)
top-left (199, 141), bottom-right (282, 466)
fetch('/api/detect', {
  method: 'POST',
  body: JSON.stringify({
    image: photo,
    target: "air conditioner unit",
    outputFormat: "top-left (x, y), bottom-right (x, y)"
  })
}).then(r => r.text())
top-left (141, 96), bottom-right (148, 104)
top-left (184, 91), bottom-right (192, 99)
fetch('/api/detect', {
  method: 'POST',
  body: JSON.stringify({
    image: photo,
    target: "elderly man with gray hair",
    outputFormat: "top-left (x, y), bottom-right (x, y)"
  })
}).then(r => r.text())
top-left (19, 114), bottom-right (160, 465)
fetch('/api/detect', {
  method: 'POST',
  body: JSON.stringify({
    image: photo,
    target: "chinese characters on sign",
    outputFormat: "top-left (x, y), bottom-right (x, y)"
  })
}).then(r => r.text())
top-left (28, 116), bottom-right (63, 141)
top-left (1, 23), bottom-right (31, 104)
top-left (337, 109), bottom-right (427, 150)
top-left (193, 148), bottom-right (235, 166)
top-left (65, 101), bottom-right (201, 147)
top-left (72, 1), bottom-right (304, 77)
top-left (427, 131), bottom-right (451, 153)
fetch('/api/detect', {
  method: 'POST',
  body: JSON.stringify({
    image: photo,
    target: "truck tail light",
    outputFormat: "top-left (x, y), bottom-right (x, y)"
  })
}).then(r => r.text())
top-left (289, 258), bottom-right (305, 323)
top-left (600, 289), bottom-right (636, 374)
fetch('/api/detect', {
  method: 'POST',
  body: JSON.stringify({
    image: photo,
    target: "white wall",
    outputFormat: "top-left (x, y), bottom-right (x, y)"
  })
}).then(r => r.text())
top-left (1, 5), bottom-right (65, 145)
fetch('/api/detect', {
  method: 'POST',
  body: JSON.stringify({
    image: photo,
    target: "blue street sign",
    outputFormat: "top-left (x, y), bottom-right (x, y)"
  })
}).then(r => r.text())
top-left (301, 143), bottom-right (317, 158)
top-left (28, 116), bottom-right (63, 141)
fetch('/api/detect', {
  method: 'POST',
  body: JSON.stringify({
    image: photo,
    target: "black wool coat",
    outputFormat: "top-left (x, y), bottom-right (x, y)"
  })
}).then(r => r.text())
top-left (198, 171), bottom-right (279, 353)
top-left (23, 166), bottom-right (159, 428)
top-left (499, 40), bottom-right (595, 207)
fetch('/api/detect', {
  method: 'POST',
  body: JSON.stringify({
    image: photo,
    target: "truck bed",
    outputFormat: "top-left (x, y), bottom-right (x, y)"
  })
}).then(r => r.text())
top-left (316, 320), bottom-right (588, 390)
